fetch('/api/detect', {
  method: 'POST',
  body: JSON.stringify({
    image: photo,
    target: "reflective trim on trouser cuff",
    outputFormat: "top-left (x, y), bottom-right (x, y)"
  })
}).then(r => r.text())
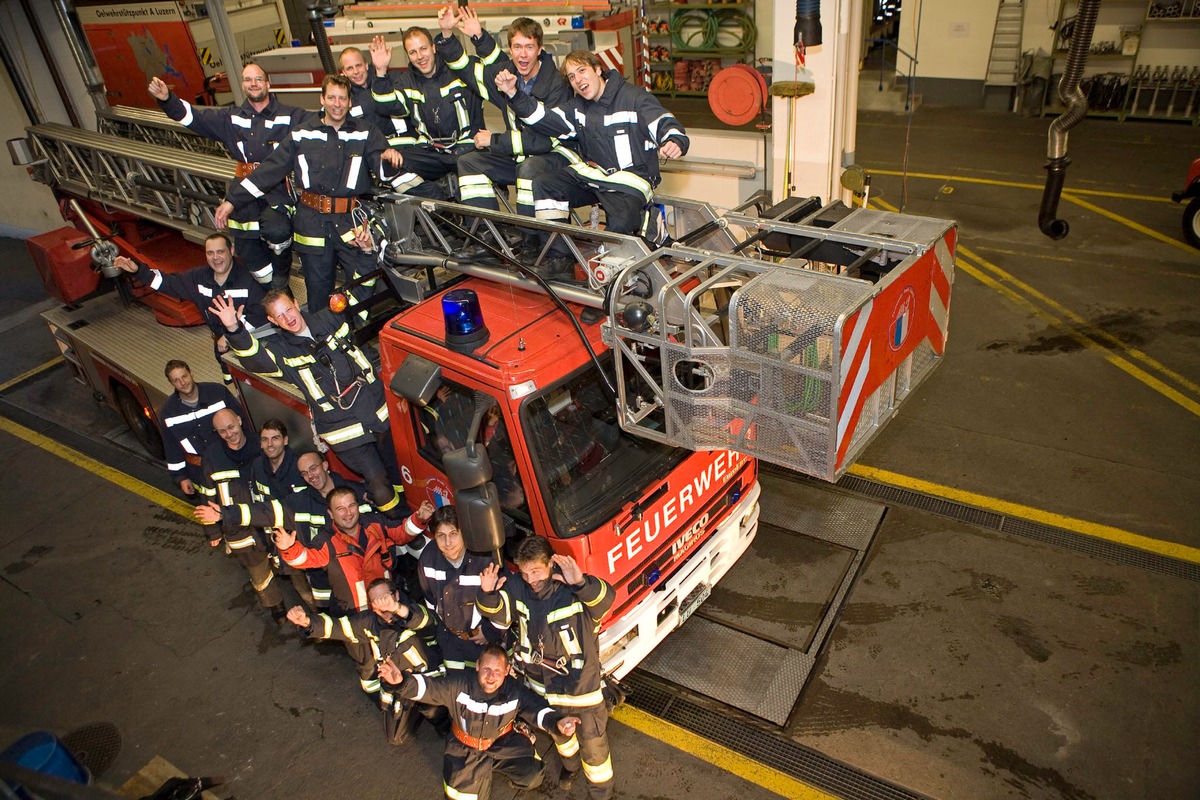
top-left (556, 735), bottom-right (580, 758)
top-left (444, 783), bottom-right (478, 800)
top-left (582, 755), bottom-right (614, 784)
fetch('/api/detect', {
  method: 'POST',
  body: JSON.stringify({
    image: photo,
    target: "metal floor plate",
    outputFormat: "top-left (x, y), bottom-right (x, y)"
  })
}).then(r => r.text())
top-left (637, 474), bottom-right (885, 726)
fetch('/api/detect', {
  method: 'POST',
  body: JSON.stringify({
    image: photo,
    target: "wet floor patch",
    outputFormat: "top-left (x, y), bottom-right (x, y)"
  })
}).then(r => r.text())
top-left (4, 544), bottom-right (54, 575)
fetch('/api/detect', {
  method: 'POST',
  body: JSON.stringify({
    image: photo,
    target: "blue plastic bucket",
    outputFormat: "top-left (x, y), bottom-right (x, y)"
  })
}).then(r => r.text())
top-left (0, 731), bottom-right (90, 786)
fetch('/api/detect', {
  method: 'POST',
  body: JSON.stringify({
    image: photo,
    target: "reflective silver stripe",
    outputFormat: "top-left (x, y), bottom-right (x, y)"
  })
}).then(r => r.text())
top-left (545, 689), bottom-right (604, 707)
top-left (603, 111), bottom-right (639, 126)
top-left (457, 693), bottom-right (518, 716)
top-left (231, 115), bottom-right (252, 128)
top-left (167, 460), bottom-right (186, 471)
top-left (297, 154), bottom-right (310, 188)
top-left (163, 401), bottom-right (228, 429)
top-left (423, 566), bottom-right (446, 581)
top-left (266, 116), bottom-right (291, 127)
top-left (178, 101), bottom-right (195, 127)
top-left (293, 130), bottom-right (329, 141)
top-left (646, 112), bottom-right (672, 142)
top-left (239, 176), bottom-right (264, 199)
top-left (228, 534), bottom-right (257, 550)
top-left (338, 130), bottom-right (369, 141)
top-left (347, 154), bottom-right (362, 189)
top-left (522, 104), bottom-right (546, 125)
top-left (458, 575), bottom-right (482, 586)
top-left (614, 132), bottom-right (633, 170)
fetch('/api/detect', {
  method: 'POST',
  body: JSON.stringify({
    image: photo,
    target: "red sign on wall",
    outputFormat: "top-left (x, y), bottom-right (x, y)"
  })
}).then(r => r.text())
top-left (77, 2), bottom-right (207, 108)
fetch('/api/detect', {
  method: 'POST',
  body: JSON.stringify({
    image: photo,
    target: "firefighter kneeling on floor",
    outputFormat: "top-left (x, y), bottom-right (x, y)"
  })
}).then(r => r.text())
top-left (381, 642), bottom-right (580, 800)
top-left (477, 538), bottom-right (616, 799)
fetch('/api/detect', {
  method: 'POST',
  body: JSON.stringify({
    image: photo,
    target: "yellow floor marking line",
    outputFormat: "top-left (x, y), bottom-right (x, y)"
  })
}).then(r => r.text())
top-left (0, 416), bottom-right (194, 521)
top-left (958, 244), bottom-right (1200, 400)
top-left (0, 356), bottom-right (64, 393)
top-left (1061, 193), bottom-right (1196, 254)
top-left (955, 254), bottom-right (1200, 418)
top-left (849, 464), bottom-right (1200, 565)
top-left (0, 413), bottom-right (835, 800)
top-left (869, 198), bottom-right (1200, 414)
top-left (614, 705), bottom-right (838, 800)
top-left (866, 168), bottom-right (1170, 202)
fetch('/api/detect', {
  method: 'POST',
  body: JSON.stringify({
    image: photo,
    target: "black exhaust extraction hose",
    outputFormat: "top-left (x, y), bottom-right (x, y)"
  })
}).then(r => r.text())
top-left (1040, 0), bottom-right (1099, 240)
top-left (308, 1), bottom-right (336, 75)
top-left (794, 0), bottom-right (821, 47)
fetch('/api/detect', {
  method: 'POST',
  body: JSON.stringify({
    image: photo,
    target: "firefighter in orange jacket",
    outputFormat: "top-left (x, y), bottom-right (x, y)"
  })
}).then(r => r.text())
top-left (273, 487), bottom-right (434, 616)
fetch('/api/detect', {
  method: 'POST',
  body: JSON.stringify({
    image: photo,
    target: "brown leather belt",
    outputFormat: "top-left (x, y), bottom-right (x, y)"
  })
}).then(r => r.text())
top-left (451, 720), bottom-right (512, 751)
top-left (298, 190), bottom-right (358, 214)
top-left (234, 161), bottom-right (259, 179)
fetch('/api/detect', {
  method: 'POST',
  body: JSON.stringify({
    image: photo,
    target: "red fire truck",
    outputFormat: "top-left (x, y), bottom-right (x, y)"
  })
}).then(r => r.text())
top-left (11, 118), bottom-right (954, 678)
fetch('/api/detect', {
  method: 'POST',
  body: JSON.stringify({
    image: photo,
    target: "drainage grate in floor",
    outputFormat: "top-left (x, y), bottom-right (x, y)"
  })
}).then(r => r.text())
top-left (624, 671), bottom-right (932, 800)
top-left (834, 473), bottom-right (1200, 584)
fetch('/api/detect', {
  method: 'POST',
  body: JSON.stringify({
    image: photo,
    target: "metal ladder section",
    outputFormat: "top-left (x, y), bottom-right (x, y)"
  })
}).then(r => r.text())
top-left (25, 122), bottom-right (232, 239)
top-left (983, 0), bottom-right (1025, 90)
top-left (97, 106), bottom-right (226, 157)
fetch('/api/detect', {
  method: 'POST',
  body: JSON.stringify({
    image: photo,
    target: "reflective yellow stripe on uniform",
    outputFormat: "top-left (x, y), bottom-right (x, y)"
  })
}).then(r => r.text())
top-left (293, 232), bottom-right (327, 248)
top-left (545, 689), bottom-right (605, 707)
top-left (546, 602), bottom-right (582, 624)
top-left (323, 422), bottom-right (366, 445)
top-left (556, 735), bottom-right (580, 758)
top-left (582, 755), bottom-right (614, 783)
top-left (225, 219), bottom-right (260, 232)
top-left (444, 783), bottom-right (478, 800)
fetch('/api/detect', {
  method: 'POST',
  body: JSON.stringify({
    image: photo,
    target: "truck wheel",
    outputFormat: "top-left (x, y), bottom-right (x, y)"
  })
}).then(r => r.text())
top-left (114, 384), bottom-right (165, 459)
top-left (1184, 196), bottom-right (1200, 249)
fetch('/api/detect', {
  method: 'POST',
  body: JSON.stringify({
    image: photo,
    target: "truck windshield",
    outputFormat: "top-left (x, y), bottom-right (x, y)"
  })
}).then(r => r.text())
top-left (523, 361), bottom-right (686, 538)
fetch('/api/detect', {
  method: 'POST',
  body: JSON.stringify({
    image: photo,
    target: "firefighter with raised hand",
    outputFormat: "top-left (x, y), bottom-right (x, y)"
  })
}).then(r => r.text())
top-left (213, 74), bottom-right (402, 313)
top-left (198, 407), bottom-right (287, 624)
top-left (434, 6), bottom-right (581, 257)
top-left (286, 578), bottom-right (450, 744)
top-left (418, 505), bottom-right (503, 671)
top-left (476, 538), bottom-right (616, 797)
top-left (496, 50), bottom-right (689, 279)
top-left (148, 65), bottom-right (307, 290)
top-left (113, 233), bottom-right (267, 385)
top-left (194, 450), bottom-right (372, 610)
top-left (380, 642), bottom-right (580, 799)
top-left (158, 359), bottom-right (250, 500)
top-left (368, 27), bottom-right (484, 199)
top-left (209, 274), bottom-right (408, 520)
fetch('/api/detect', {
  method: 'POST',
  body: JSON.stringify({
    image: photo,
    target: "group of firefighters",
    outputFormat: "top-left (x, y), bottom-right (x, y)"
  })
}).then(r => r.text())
top-left (119, 8), bottom-right (693, 798)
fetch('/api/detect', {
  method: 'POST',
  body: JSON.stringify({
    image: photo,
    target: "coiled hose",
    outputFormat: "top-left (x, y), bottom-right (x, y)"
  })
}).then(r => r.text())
top-left (1040, 0), bottom-right (1099, 240)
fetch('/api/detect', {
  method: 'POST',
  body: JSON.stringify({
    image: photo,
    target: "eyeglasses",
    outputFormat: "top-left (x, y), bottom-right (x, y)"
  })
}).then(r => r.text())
top-left (243, 77), bottom-right (268, 84)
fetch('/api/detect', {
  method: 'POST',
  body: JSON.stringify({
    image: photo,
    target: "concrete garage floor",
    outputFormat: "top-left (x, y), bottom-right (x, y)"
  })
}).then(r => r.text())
top-left (0, 107), bottom-right (1197, 800)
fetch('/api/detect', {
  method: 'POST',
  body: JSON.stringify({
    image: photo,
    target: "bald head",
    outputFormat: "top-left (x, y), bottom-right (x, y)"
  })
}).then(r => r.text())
top-left (213, 408), bottom-right (246, 450)
top-left (298, 451), bottom-right (334, 494)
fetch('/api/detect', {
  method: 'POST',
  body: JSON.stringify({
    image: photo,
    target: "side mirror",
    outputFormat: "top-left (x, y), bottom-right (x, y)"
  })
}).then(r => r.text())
top-left (443, 388), bottom-right (505, 553)
top-left (389, 354), bottom-right (441, 405)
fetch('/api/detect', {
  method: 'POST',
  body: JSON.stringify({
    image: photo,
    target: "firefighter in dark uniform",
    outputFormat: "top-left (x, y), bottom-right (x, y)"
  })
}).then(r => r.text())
top-left (112, 233), bottom-right (267, 385)
top-left (194, 450), bottom-right (372, 610)
top-left (368, 28), bottom-right (484, 199)
top-left (286, 578), bottom-right (450, 744)
top-left (148, 65), bottom-right (308, 290)
top-left (381, 642), bottom-right (581, 800)
top-left (338, 46), bottom-right (424, 151)
top-left (499, 49), bottom-right (689, 278)
top-left (419, 505), bottom-right (502, 671)
top-left (199, 407), bottom-right (286, 621)
top-left (436, 7), bottom-right (581, 231)
top-left (477, 537), bottom-right (616, 798)
top-left (214, 74), bottom-right (403, 313)
top-left (158, 359), bottom-right (250, 500)
top-left (210, 280), bottom-right (407, 519)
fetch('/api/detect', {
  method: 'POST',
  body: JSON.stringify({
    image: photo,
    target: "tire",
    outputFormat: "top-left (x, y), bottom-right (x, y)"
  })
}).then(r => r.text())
top-left (114, 384), bottom-right (165, 459)
top-left (1183, 195), bottom-right (1200, 250)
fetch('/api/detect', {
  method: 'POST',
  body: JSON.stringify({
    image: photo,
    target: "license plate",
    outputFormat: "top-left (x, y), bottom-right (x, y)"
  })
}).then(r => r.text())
top-left (678, 582), bottom-right (711, 626)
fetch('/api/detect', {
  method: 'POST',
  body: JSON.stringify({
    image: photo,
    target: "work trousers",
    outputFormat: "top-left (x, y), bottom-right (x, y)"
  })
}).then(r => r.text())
top-left (549, 703), bottom-right (614, 800)
top-left (443, 733), bottom-right (544, 800)
top-left (230, 206), bottom-right (294, 290)
top-left (533, 163), bottom-right (652, 239)
top-left (334, 430), bottom-right (407, 519)
top-left (390, 144), bottom-right (475, 198)
top-left (382, 695), bottom-right (449, 746)
top-left (296, 219), bottom-right (376, 313)
top-left (457, 151), bottom-right (571, 217)
top-left (233, 542), bottom-right (283, 609)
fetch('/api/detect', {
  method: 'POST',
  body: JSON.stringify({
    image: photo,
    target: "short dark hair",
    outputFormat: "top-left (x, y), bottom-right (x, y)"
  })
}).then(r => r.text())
top-left (402, 27), bottom-right (433, 50)
top-left (509, 18), bottom-right (543, 48)
top-left (262, 288), bottom-right (292, 311)
top-left (164, 359), bottom-right (190, 380)
top-left (338, 46), bottom-right (366, 65)
top-left (260, 418), bottom-right (287, 438)
top-left (478, 643), bottom-right (508, 665)
top-left (561, 50), bottom-right (602, 78)
top-left (321, 74), bottom-right (352, 97)
top-left (327, 485), bottom-right (358, 510)
top-left (205, 232), bottom-right (233, 251)
top-left (515, 535), bottom-right (554, 566)
top-left (367, 577), bottom-right (395, 595)
top-left (429, 505), bottom-right (458, 535)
